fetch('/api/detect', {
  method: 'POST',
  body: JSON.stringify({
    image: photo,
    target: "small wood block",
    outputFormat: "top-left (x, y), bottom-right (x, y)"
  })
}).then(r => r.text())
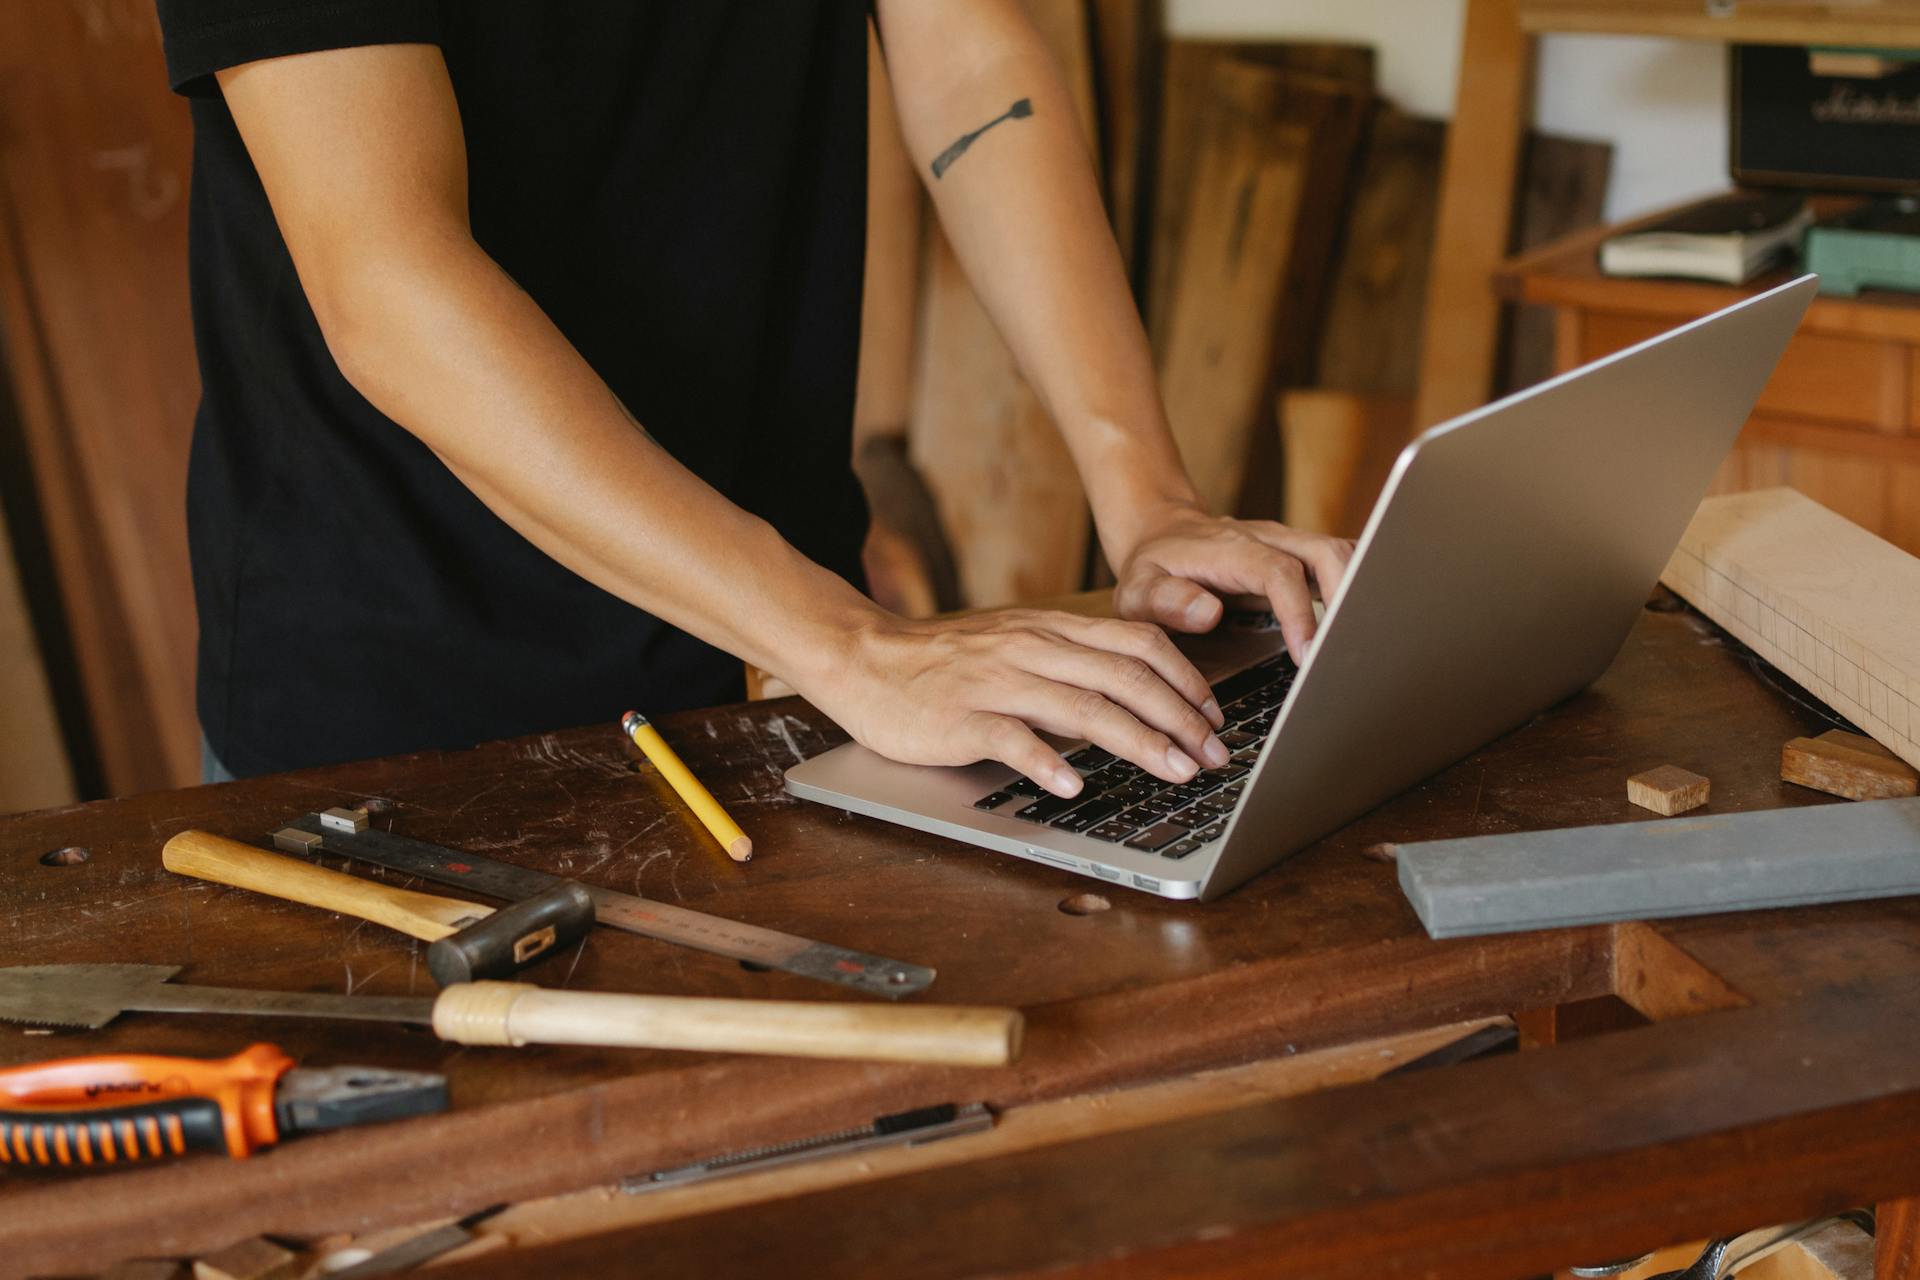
top-left (1781, 729), bottom-right (1920, 802)
top-left (1626, 765), bottom-right (1710, 816)
top-left (191, 1237), bottom-right (297, 1280)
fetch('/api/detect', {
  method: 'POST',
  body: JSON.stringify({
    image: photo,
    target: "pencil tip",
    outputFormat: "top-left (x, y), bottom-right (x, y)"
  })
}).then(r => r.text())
top-left (729, 836), bottom-right (753, 863)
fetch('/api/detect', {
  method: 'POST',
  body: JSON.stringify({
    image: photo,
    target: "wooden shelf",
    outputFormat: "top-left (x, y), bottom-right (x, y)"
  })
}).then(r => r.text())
top-left (1416, 0), bottom-right (1920, 438)
top-left (1495, 189), bottom-right (1920, 553)
top-left (1518, 1), bottom-right (1920, 47)
top-left (1496, 193), bottom-right (1920, 346)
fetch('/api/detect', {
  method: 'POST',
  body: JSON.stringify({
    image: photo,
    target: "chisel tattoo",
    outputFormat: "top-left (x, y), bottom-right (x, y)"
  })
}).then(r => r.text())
top-left (930, 98), bottom-right (1033, 179)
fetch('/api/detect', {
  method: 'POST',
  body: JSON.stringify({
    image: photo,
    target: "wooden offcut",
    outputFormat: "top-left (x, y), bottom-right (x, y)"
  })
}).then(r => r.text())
top-left (1626, 764), bottom-right (1710, 816)
top-left (1413, 0), bottom-right (1531, 431)
top-left (1661, 488), bottom-right (1920, 773)
top-left (190, 1238), bottom-right (297, 1280)
top-left (1277, 390), bottom-right (1410, 538)
top-left (1782, 729), bottom-right (1920, 801)
top-left (1146, 43), bottom-right (1374, 340)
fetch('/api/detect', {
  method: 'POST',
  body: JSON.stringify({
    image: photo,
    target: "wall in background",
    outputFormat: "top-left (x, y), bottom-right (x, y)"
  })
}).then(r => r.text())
top-left (1166, 0), bottom-right (1729, 222)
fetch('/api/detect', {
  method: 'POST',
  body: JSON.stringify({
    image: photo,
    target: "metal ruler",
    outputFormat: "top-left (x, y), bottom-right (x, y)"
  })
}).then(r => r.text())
top-left (277, 814), bottom-right (934, 999)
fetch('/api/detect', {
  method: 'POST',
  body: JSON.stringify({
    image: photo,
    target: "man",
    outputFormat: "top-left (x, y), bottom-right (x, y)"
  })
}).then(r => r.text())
top-left (158, 0), bottom-right (1351, 800)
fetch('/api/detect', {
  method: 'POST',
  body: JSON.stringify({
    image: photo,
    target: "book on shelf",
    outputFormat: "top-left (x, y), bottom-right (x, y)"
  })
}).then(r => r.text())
top-left (1598, 191), bottom-right (1813, 285)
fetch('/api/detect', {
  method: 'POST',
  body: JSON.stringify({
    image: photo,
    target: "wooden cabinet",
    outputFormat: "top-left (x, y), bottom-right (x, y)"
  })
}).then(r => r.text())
top-left (1502, 198), bottom-right (1920, 556)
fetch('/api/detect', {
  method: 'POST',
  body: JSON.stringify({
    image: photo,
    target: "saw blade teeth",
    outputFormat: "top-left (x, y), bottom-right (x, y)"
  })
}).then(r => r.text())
top-left (0, 1012), bottom-right (100, 1029)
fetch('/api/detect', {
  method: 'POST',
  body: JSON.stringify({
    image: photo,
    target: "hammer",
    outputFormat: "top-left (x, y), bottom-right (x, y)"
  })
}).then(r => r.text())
top-left (163, 831), bottom-right (593, 985)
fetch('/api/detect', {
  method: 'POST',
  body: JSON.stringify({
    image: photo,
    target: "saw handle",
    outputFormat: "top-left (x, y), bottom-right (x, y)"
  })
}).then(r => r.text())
top-left (164, 830), bottom-right (489, 943)
top-left (433, 983), bottom-right (1024, 1067)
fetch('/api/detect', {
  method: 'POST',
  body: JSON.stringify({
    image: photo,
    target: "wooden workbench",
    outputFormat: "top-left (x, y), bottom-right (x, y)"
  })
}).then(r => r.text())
top-left (1, 599), bottom-right (1917, 1278)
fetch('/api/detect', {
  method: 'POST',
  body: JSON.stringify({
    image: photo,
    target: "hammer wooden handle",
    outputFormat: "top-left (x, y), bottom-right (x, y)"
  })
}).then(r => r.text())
top-left (164, 830), bottom-right (490, 943)
top-left (433, 982), bottom-right (1024, 1067)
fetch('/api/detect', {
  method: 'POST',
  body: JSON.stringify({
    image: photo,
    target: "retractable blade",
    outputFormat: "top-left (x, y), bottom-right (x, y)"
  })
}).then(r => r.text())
top-left (278, 815), bottom-right (935, 998)
top-left (622, 1102), bottom-right (993, 1192)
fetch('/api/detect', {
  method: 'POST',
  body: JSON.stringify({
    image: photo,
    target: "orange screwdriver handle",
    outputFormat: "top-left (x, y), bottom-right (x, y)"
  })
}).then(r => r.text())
top-left (0, 1043), bottom-right (291, 1163)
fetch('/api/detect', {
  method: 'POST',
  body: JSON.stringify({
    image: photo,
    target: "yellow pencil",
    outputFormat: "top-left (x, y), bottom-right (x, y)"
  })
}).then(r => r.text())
top-left (621, 710), bottom-right (753, 862)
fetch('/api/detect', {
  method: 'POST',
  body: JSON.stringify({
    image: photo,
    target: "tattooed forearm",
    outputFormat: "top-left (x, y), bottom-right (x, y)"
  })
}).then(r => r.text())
top-left (930, 97), bottom-right (1033, 179)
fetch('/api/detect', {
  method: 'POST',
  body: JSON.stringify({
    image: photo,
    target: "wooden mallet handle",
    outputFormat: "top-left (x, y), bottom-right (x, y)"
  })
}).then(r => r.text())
top-left (433, 983), bottom-right (1025, 1067)
top-left (163, 830), bottom-right (489, 943)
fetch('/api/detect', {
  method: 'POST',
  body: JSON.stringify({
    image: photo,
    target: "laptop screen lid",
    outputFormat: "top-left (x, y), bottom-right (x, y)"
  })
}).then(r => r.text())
top-left (1199, 276), bottom-right (1818, 900)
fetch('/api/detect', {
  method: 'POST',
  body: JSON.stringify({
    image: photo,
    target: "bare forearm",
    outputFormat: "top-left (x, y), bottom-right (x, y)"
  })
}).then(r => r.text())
top-left (877, 0), bottom-right (1199, 563)
top-left (320, 235), bottom-right (875, 688)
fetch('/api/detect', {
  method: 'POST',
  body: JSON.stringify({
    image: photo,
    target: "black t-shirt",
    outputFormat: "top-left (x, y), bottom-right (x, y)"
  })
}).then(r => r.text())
top-left (157, 1), bottom-right (870, 777)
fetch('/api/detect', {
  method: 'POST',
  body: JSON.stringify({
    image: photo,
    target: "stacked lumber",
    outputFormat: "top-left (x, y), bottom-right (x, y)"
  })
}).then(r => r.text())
top-left (1150, 46), bottom-right (1370, 518)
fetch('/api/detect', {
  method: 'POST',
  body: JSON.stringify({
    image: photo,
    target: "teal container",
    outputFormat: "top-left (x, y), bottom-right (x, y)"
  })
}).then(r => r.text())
top-left (1805, 198), bottom-right (1920, 297)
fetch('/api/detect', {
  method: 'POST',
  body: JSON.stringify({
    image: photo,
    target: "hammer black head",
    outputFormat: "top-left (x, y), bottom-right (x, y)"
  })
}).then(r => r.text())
top-left (425, 882), bottom-right (595, 986)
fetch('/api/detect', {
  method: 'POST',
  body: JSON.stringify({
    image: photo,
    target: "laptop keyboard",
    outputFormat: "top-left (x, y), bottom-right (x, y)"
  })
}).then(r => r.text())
top-left (970, 652), bottom-right (1296, 861)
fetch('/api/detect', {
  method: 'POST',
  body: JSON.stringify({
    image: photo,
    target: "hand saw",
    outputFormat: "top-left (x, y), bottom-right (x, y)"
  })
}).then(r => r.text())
top-left (275, 811), bottom-right (933, 998)
top-left (0, 965), bottom-right (1021, 1066)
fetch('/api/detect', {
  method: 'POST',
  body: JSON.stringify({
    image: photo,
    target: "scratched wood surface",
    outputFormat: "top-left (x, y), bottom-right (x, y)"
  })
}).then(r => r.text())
top-left (1, 602), bottom-right (1918, 1276)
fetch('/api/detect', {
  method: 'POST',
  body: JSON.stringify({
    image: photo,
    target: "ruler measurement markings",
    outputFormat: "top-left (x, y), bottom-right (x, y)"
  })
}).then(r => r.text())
top-left (281, 815), bottom-right (933, 998)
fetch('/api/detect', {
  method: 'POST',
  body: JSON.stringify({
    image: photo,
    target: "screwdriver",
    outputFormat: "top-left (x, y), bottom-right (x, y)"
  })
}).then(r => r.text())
top-left (0, 1043), bottom-right (445, 1166)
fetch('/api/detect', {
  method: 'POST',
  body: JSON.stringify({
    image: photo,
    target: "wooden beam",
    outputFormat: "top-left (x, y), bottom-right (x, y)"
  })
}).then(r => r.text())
top-left (1518, 1), bottom-right (1920, 46)
top-left (1414, 0), bottom-right (1534, 431)
top-left (453, 1019), bottom-right (1507, 1258)
top-left (441, 982), bottom-right (1920, 1280)
top-left (1610, 921), bottom-right (1749, 1024)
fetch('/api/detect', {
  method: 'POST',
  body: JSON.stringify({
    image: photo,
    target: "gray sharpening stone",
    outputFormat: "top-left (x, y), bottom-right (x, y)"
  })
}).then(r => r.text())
top-left (1396, 796), bottom-right (1920, 939)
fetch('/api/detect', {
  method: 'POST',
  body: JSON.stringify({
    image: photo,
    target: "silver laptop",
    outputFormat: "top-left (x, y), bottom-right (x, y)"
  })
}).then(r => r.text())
top-left (786, 277), bottom-right (1817, 901)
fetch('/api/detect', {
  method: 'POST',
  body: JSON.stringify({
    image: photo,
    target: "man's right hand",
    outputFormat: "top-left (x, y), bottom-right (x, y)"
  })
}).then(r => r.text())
top-left (798, 608), bottom-right (1231, 799)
